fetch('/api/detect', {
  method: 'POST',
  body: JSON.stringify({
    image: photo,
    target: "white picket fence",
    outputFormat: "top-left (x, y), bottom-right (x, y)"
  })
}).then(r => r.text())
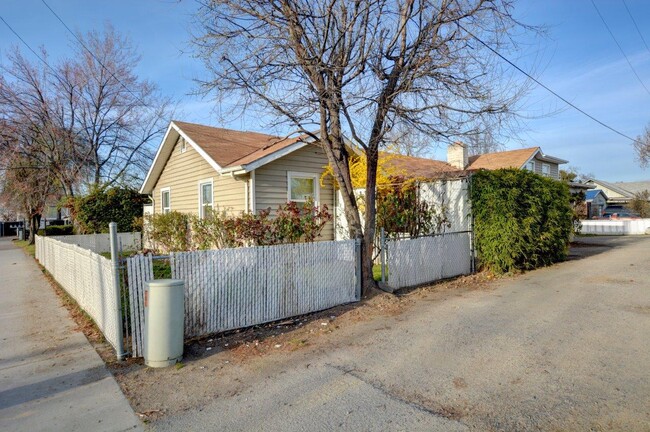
top-left (580, 219), bottom-right (650, 235)
top-left (35, 235), bottom-right (123, 352)
top-left (125, 240), bottom-right (360, 357)
top-left (47, 232), bottom-right (141, 254)
top-left (386, 232), bottom-right (472, 289)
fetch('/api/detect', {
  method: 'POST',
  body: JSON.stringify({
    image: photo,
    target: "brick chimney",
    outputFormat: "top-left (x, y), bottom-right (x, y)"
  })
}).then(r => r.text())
top-left (447, 142), bottom-right (468, 170)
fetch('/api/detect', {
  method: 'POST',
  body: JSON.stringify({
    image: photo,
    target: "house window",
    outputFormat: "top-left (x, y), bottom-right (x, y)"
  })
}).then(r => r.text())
top-left (542, 163), bottom-right (551, 177)
top-left (525, 160), bottom-right (535, 171)
top-left (288, 172), bottom-right (319, 204)
top-left (199, 180), bottom-right (213, 218)
top-left (161, 188), bottom-right (171, 214)
top-left (179, 137), bottom-right (187, 153)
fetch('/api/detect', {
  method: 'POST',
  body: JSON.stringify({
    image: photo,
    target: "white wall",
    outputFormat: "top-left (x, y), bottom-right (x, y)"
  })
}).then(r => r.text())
top-left (580, 219), bottom-right (650, 235)
top-left (334, 178), bottom-right (471, 240)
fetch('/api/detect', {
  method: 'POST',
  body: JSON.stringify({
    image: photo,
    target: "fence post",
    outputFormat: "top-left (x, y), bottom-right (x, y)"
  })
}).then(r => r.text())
top-left (109, 222), bottom-right (126, 360)
top-left (355, 238), bottom-right (362, 300)
top-left (380, 227), bottom-right (386, 283)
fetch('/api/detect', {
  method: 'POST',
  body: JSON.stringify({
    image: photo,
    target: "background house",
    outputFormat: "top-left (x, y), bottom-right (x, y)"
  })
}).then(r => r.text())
top-left (446, 143), bottom-right (568, 179)
top-left (585, 189), bottom-right (608, 219)
top-left (140, 121), bottom-right (336, 240)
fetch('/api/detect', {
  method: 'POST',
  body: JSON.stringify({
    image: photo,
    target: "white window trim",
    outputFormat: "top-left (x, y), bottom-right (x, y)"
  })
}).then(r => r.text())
top-left (541, 163), bottom-right (551, 177)
top-left (179, 137), bottom-right (187, 154)
top-left (160, 187), bottom-right (171, 214)
top-left (526, 160), bottom-right (535, 171)
top-left (198, 178), bottom-right (214, 218)
top-left (287, 171), bottom-right (320, 205)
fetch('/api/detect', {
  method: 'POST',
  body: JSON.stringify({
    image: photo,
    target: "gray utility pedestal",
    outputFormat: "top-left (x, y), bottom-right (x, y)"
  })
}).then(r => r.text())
top-left (144, 279), bottom-right (185, 368)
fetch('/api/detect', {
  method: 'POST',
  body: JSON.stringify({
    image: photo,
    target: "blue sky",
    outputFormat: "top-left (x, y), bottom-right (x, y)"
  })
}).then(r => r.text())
top-left (1, 0), bottom-right (649, 181)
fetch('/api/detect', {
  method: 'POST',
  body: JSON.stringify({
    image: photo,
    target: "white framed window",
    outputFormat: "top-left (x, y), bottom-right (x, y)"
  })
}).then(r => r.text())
top-left (198, 179), bottom-right (213, 218)
top-left (525, 160), bottom-right (535, 171)
top-left (287, 171), bottom-right (319, 204)
top-left (160, 188), bottom-right (171, 214)
top-left (179, 137), bottom-right (187, 154)
top-left (542, 163), bottom-right (551, 177)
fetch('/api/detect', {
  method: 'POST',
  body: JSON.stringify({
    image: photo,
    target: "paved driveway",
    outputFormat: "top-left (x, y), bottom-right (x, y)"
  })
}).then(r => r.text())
top-left (152, 236), bottom-right (650, 431)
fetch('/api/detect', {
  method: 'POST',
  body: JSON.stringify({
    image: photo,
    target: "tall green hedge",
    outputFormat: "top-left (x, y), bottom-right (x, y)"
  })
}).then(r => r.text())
top-left (68, 186), bottom-right (147, 234)
top-left (470, 169), bottom-right (573, 274)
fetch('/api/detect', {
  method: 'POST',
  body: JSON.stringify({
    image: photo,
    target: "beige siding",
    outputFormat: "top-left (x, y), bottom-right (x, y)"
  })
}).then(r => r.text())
top-left (152, 138), bottom-right (247, 215)
top-left (255, 144), bottom-right (335, 240)
top-left (532, 157), bottom-right (560, 180)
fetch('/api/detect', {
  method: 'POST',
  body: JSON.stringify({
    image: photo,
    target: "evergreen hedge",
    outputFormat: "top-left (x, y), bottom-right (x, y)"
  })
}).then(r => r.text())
top-left (470, 169), bottom-right (573, 274)
top-left (67, 186), bottom-right (147, 234)
top-left (37, 225), bottom-right (74, 236)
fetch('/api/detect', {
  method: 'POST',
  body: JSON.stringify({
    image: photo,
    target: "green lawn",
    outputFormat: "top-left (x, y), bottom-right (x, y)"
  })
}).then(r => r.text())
top-left (373, 264), bottom-right (389, 282)
top-left (14, 240), bottom-right (35, 257)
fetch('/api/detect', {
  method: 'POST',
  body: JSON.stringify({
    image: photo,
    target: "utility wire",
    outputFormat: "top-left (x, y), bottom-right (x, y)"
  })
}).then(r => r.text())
top-left (40, 0), bottom-right (150, 107)
top-left (590, 0), bottom-right (650, 97)
top-left (621, 0), bottom-right (650, 56)
top-left (457, 23), bottom-right (638, 143)
top-left (0, 15), bottom-right (60, 77)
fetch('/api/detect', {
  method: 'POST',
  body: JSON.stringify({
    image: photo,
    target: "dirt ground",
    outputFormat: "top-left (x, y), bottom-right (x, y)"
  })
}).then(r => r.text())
top-left (41, 236), bottom-right (650, 431)
top-left (107, 272), bottom-right (494, 422)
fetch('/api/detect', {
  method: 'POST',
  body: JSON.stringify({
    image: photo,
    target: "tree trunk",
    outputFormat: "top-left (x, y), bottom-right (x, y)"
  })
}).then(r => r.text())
top-left (362, 148), bottom-right (379, 294)
top-left (28, 214), bottom-right (40, 245)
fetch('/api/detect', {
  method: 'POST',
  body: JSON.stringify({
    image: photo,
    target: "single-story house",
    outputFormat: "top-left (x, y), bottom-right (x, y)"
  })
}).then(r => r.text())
top-left (585, 189), bottom-right (608, 219)
top-left (140, 121), bottom-right (571, 242)
top-left (582, 179), bottom-right (650, 206)
top-left (140, 121), bottom-right (336, 240)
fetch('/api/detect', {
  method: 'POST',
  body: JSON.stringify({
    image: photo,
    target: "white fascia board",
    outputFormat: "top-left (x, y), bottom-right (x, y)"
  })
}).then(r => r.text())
top-left (140, 123), bottom-right (176, 194)
top-left (139, 121), bottom-right (223, 195)
top-left (239, 141), bottom-right (310, 173)
top-left (173, 122), bottom-right (222, 172)
top-left (537, 153), bottom-right (569, 165)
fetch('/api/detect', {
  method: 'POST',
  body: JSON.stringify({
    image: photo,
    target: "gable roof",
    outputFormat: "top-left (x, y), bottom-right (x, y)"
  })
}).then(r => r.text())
top-left (467, 147), bottom-right (539, 170)
top-left (173, 121), bottom-right (305, 169)
top-left (613, 180), bottom-right (650, 196)
top-left (140, 121), bottom-right (314, 194)
top-left (384, 154), bottom-right (464, 179)
top-left (466, 146), bottom-right (567, 171)
top-left (584, 179), bottom-right (634, 199)
top-left (585, 189), bottom-right (607, 201)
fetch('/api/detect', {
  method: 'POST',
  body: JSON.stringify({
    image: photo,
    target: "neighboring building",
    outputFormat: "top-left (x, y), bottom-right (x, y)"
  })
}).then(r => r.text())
top-left (140, 121), bottom-right (336, 240)
top-left (447, 144), bottom-right (568, 179)
top-left (583, 179), bottom-right (636, 206)
top-left (612, 181), bottom-right (650, 198)
top-left (585, 189), bottom-right (608, 219)
top-left (384, 143), bottom-right (568, 180)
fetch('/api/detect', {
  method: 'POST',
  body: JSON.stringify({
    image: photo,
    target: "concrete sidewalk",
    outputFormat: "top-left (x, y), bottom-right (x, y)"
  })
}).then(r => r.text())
top-left (0, 238), bottom-right (142, 431)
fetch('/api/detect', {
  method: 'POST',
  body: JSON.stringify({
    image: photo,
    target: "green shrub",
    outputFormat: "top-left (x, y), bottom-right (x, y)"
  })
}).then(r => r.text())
top-left (470, 169), bottom-right (573, 274)
top-left (37, 225), bottom-right (74, 236)
top-left (66, 186), bottom-right (147, 234)
top-left (143, 199), bottom-right (332, 253)
top-left (144, 211), bottom-right (192, 252)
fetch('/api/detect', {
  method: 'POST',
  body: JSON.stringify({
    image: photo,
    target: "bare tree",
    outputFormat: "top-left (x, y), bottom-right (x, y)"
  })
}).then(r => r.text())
top-left (194, 0), bottom-right (535, 293)
top-left (0, 133), bottom-right (58, 244)
top-left (635, 123), bottom-right (650, 168)
top-left (69, 25), bottom-right (174, 186)
top-left (0, 26), bottom-right (174, 195)
top-left (0, 49), bottom-right (84, 197)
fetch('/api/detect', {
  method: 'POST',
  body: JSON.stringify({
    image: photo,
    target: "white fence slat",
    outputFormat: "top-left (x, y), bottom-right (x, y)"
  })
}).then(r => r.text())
top-left (35, 235), bottom-right (122, 352)
top-left (46, 232), bottom-right (142, 254)
top-left (387, 232), bottom-right (472, 289)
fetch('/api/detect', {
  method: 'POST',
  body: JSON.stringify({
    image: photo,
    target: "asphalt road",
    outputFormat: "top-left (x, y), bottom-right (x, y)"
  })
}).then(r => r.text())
top-left (152, 236), bottom-right (650, 431)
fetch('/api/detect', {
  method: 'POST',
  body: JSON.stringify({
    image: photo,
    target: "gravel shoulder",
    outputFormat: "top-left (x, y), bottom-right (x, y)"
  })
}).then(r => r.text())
top-left (112, 236), bottom-right (650, 431)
